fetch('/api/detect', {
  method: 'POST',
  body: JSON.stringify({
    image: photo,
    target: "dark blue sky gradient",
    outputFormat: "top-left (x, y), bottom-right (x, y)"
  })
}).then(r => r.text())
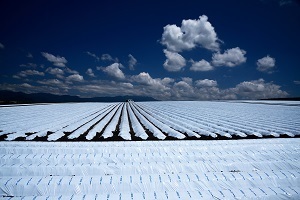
top-left (0, 0), bottom-right (299, 99)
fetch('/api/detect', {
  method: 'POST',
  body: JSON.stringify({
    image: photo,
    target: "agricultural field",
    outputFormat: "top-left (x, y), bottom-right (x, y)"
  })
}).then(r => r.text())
top-left (0, 101), bottom-right (299, 141)
top-left (0, 101), bottom-right (300, 199)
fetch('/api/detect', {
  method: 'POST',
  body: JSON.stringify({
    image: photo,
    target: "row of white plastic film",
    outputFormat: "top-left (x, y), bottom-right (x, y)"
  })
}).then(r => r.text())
top-left (1, 139), bottom-right (300, 199)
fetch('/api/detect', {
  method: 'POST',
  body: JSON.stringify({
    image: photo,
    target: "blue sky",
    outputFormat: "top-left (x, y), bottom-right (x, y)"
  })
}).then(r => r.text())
top-left (0, 0), bottom-right (299, 100)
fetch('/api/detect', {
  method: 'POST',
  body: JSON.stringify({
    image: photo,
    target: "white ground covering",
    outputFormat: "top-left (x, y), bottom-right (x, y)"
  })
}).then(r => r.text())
top-left (0, 139), bottom-right (300, 199)
top-left (0, 101), bottom-right (299, 141)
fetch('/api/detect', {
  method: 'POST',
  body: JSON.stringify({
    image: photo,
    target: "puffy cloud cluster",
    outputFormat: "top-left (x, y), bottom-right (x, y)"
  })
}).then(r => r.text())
top-left (66, 74), bottom-right (84, 83)
top-left (212, 47), bottom-right (247, 67)
top-left (163, 50), bottom-right (186, 72)
top-left (256, 55), bottom-right (275, 73)
top-left (46, 67), bottom-right (65, 79)
top-left (99, 63), bottom-right (125, 79)
top-left (195, 79), bottom-right (217, 87)
top-left (161, 16), bottom-right (249, 72)
top-left (233, 79), bottom-right (287, 99)
top-left (190, 59), bottom-right (214, 71)
top-left (161, 15), bottom-right (220, 52)
top-left (41, 52), bottom-right (68, 67)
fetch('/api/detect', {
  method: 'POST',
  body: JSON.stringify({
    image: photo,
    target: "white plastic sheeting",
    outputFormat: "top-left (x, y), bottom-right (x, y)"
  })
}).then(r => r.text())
top-left (1, 101), bottom-right (299, 141)
top-left (129, 103), bottom-right (166, 140)
top-left (101, 104), bottom-right (122, 139)
top-left (0, 139), bottom-right (300, 199)
top-left (127, 103), bottom-right (148, 140)
top-left (118, 103), bottom-right (131, 140)
top-left (139, 101), bottom-right (300, 137)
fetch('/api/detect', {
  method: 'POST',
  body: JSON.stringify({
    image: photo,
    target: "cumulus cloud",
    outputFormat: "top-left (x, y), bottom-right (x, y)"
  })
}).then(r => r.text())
top-left (190, 59), bottom-right (214, 71)
top-left (86, 51), bottom-right (100, 61)
top-left (86, 68), bottom-right (96, 77)
top-left (163, 49), bottom-right (186, 72)
top-left (161, 15), bottom-right (220, 52)
top-left (131, 72), bottom-right (157, 85)
top-left (46, 67), bottom-right (65, 79)
top-left (131, 72), bottom-right (172, 99)
top-left (172, 81), bottom-right (195, 100)
top-left (0, 42), bottom-right (4, 49)
top-left (128, 54), bottom-right (137, 70)
top-left (41, 52), bottom-right (68, 67)
top-left (181, 77), bottom-right (193, 85)
top-left (212, 47), bottom-right (247, 67)
top-left (256, 55), bottom-right (275, 73)
top-left (131, 72), bottom-right (170, 89)
top-left (100, 63), bottom-right (125, 79)
top-left (66, 74), bottom-right (84, 83)
top-left (13, 70), bottom-right (45, 78)
top-left (195, 79), bottom-right (217, 87)
top-left (161, 77), bottom-right (175, 85)
top-left (233, 79), bottom-right (288, 99)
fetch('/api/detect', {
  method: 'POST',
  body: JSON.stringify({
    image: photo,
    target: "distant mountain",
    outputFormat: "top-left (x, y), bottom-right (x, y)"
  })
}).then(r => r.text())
top-left (0, 90), bottom-right (158, 104)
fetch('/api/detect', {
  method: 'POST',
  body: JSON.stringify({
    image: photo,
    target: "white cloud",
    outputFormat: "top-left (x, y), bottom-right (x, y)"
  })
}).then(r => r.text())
top-left (131, 72), bottom-right (172, 99)
top-left (41, 52), bottom-right (68, 67)
top-left (172, 81), bottom-right (195, 100)
top-left (66, 74), bottom-right (84, 83)
top-left (86, 68), bottom-right (96, 77)
top-left (190, 59), bottom-right (214, 71)
top-left (161, 77), bottom-right (175, 85)
top-left (131, 72), bottom-right (169, 89)
top-left (212, 47), bottom-right (247, 67)
top-left (233, 79), bottom-right (288, 99)
top-left (46, 67), bottom-right (65, 79)
top-left (101, 53), bottom-right (118, 62)
top-left (64, 67), bottom-right (78, 74)
top-left (100, 63), bottom-right (125, 79)
top-left (195, 79), bottom-right (218, 87)
top-left (86, 51), bottom-right (99, 61)
top-left (163, 49), bottom-right (186, 72)
top-left (14, 70), bottom-right (45, 78)
top-left (121, 82), bottom-right (133, 88)
top-left (21, 83), bottom-right (33, 88)
top-left (131, 72), bottom-right (156, 85)
top-left (128, 54), bottom-right (137, 70)
top-left (256, 55), bottom-right (275, 73)
top-left (181, 77), bottom-right (193, 85)
top-left (161, 15), bottom-right (220, 52)
top-left (0, 42), bottom-right (4, 49)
